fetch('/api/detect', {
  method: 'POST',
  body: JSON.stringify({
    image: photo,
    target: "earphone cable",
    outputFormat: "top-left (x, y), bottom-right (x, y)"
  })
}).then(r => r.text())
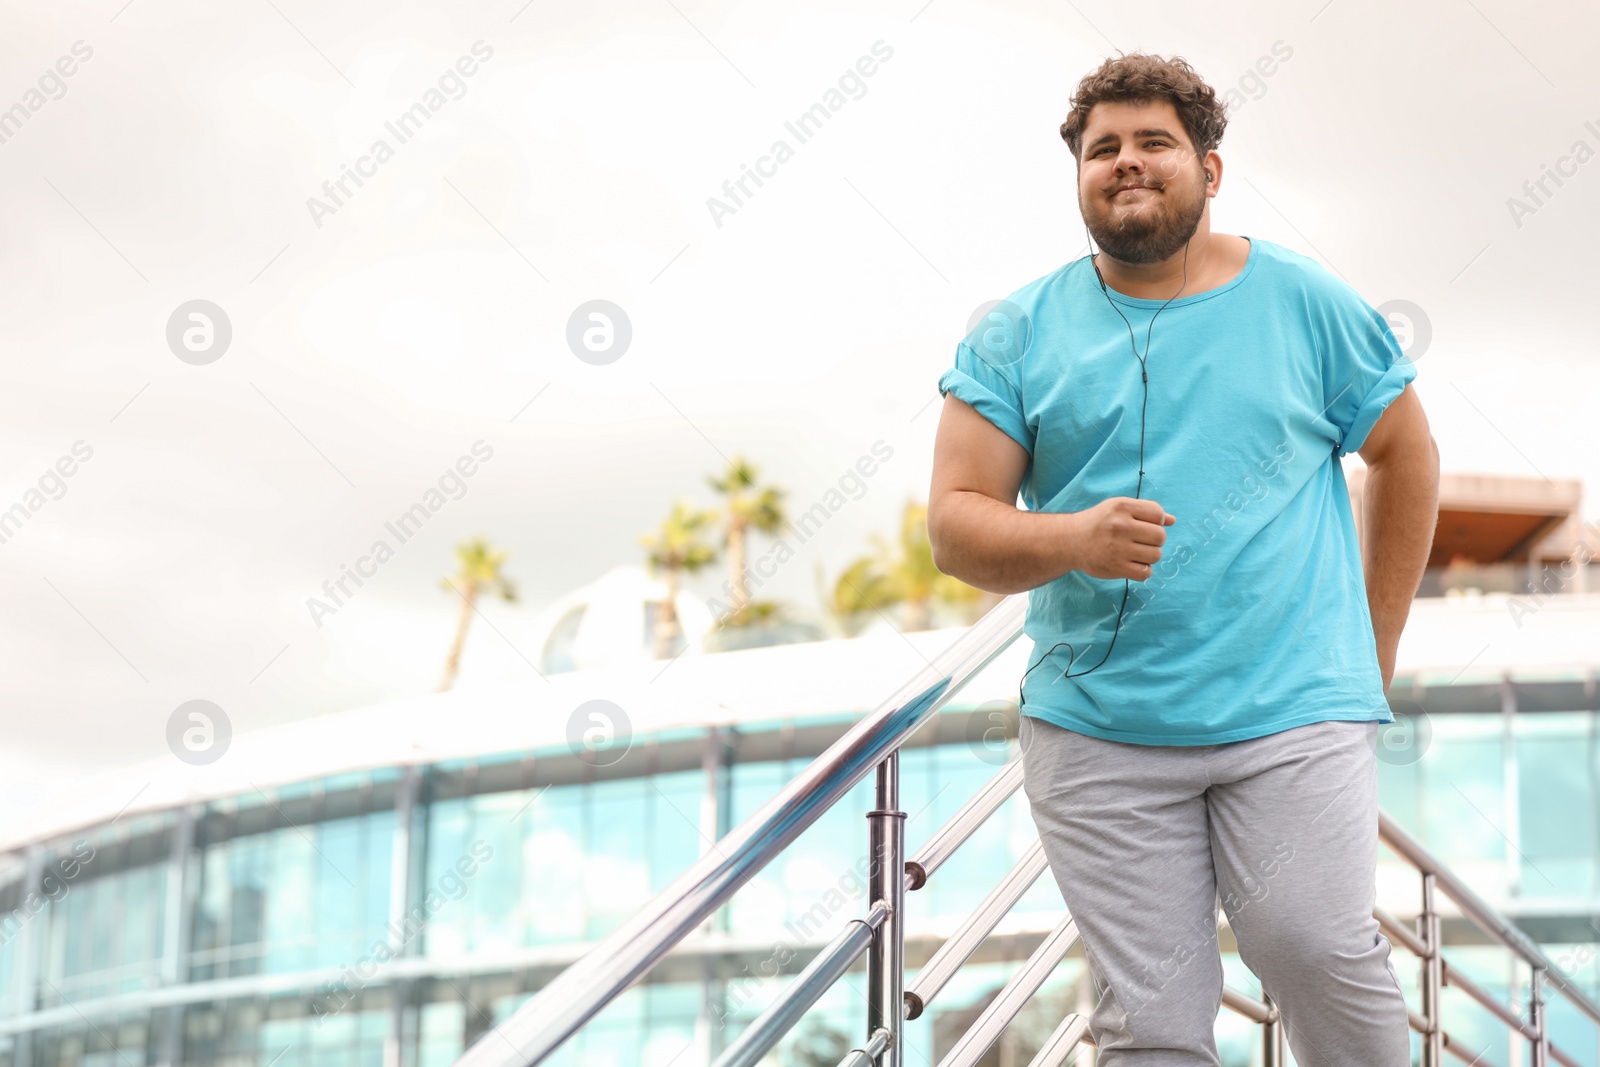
top-left (1018, 218), bottom-right (1192, 704)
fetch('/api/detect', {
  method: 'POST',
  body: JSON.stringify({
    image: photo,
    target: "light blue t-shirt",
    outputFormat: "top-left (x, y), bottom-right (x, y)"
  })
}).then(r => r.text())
top-left (937, 236), bottom-right (1417, 745)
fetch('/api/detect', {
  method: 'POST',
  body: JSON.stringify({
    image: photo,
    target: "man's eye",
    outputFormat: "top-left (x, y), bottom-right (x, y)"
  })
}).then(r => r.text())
top-left (1094, 142), bottom-right (1165, 155)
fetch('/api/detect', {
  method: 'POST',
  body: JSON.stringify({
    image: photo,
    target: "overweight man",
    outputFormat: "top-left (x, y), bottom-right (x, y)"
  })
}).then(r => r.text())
top-left (927, 52), bottom-right (1441, 1065)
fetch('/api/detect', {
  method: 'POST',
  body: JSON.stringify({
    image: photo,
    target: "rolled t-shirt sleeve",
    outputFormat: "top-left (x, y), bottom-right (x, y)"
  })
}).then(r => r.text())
top-left (937, 340), bottom-right (1034, 456)
top-left (1314, 278), bottom-right (1419, 458)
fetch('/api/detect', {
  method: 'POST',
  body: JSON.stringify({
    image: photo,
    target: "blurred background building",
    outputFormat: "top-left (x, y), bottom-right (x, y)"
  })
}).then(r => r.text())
top-left (4, 470), bottom-right (1599, 1067)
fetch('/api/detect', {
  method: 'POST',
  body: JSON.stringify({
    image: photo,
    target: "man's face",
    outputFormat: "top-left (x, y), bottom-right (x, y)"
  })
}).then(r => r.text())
top-left (1077, 98), bottom-right (1209, 265)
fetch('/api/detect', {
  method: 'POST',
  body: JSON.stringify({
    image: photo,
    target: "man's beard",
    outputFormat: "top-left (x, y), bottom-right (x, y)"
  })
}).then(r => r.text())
top-left (1081, 178), bottom-right (1207, 265)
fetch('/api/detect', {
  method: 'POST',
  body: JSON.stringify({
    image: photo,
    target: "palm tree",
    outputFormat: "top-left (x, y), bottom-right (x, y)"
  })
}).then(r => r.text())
top-left (437, 538), bottom-right (518, 691)
top-left (707, 456), bottom-right (787, 626)
top-left (825, 499), bottom-right (991, 634)
top-left (639, 498), bottom-right (720, 657)
top-left (818, 556), bottom-right (896, 637)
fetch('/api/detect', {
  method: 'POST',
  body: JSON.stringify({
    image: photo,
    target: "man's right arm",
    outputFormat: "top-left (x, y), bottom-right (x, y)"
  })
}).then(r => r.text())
top-left (927, 395), bottom-right (1174, 595)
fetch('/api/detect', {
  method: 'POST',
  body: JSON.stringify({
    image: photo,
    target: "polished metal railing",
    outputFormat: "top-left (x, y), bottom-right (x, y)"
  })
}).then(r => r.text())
top-left (1374, 814), bottom-right (1600, 1066)
top-left (454, 593), bottom-right (1600, 1067)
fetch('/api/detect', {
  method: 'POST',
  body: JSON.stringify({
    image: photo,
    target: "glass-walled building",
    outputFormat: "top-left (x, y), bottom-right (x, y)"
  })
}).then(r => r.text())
top-left (4, 611), bottom-right (1600, 1067)
top-left (6, 469), bottom-right (1600, 1067)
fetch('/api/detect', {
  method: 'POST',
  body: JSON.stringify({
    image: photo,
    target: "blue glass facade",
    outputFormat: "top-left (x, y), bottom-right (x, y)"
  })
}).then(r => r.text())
top-left (1, 691), bottom-right (1597, 1067)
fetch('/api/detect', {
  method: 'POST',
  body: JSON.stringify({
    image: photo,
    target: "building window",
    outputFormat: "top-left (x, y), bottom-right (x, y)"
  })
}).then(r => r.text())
top-left (539, 605), bottom-right (587, 674)
top-left (643, 601), bottom-right (686, 659)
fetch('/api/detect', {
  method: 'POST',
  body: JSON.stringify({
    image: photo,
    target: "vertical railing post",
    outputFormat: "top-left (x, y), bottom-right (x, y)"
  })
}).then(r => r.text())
top-left (1529, 965), bottom-right (1549, 1067)
top-left (1075, 965), bottom-right (1097, 1067)
top-left (388, 769), bottom-right (420, 1067)
top-left (158, 805), bottom-right (197, 1067)
top-left (1421, 873), bottom-right (1444, 1067)
top-left (1260, 990), bottom-right (1286, 1067)
top-left (700, 726), bottom-right (732, 1066)
top-left (867, 752), bottom-right (907, 1066)
top-left (11, 844), bottom-right (45, 1067)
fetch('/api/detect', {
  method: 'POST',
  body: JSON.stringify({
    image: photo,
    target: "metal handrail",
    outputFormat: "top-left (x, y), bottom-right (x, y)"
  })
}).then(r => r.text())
top-left (935, 913), bottom-right (1080, 1067)
top-left (1374, 815), bottom-right (1600, 1066)
top-left (453, 595), bottom-right (1029, 1067)
top-left (904, 840), bottom-right (1048, 1021)
top-left (1379, 812), bottom-right (1600, 1027)
top-left (904, 757), bottom-right (1025, 891)
top-left (455, 591), bottom-right (1600, 1067)
top-left (711, 902), bottom-right (889, 1067)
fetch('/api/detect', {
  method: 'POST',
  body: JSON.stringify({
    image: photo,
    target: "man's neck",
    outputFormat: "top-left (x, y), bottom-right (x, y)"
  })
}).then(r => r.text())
top-left (1093, 231), bottom-right (1244, 301)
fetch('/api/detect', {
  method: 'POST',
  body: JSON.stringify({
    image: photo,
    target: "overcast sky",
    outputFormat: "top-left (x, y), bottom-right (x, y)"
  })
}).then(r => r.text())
top-left (2, 0), bottom-right (1597, 831)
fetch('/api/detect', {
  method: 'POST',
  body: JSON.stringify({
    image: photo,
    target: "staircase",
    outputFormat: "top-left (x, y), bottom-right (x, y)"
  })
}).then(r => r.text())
top-left (452, 595), bottom-right (1600, 1067)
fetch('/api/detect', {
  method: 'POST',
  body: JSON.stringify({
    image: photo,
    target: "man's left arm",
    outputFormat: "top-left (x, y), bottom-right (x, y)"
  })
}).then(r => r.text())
top-left (1355, 383), bottom-right (1440, 692)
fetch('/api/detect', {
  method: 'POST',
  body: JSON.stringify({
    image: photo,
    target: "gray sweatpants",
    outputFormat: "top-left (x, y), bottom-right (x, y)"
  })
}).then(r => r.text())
top-left (1019, 713), bottom-right (1412, 1066)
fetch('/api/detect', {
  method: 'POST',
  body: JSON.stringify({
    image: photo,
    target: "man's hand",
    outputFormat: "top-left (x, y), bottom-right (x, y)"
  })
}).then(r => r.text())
top-left (1067, 497), bottom-right (1177, 581)
top-left (930, 396), bottom-right (1175, 594)
top-left (1356, 383), bottom-right (1439, 697)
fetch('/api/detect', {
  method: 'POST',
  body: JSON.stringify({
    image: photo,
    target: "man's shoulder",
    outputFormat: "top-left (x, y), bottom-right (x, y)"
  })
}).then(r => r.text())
top-left (955, 258), bottom-right (1086, 361)
top-left (1246, 236), bottom-right (1351, 302)
top-left (994, 256), bottom-right (1088, 313)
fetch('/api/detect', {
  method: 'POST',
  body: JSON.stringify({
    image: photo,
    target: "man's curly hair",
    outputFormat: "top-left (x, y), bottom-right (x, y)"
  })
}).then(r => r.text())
top-left (1060, 52), bottom-right (1228, 167)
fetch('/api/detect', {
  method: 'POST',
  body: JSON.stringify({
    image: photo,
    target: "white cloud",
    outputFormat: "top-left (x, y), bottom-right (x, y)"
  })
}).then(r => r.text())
top-left (2, 0), bottom-right (1598, 835)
